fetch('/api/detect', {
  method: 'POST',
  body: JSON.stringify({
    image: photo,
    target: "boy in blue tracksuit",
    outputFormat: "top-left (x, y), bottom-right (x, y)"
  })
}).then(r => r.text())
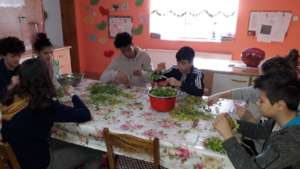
top-left (156, 46), bottom-right (204, 96)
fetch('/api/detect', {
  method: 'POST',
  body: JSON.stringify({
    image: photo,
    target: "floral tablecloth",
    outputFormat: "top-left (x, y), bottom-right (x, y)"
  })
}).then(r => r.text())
top-left (51, 79), bottom-right (235, 169)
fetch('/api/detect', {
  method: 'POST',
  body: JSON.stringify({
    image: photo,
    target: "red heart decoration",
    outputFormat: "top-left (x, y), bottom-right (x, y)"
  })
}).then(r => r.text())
top-left (104, 50), bottom-right (114, 58)
top-left (99, 6), bottom-right (110, 16)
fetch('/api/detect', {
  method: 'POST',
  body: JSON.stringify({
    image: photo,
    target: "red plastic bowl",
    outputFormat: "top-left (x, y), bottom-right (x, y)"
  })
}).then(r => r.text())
top-left (149, 94), bottom-right (176, 112)
top-left (241, 48), bottom-right (265, 67)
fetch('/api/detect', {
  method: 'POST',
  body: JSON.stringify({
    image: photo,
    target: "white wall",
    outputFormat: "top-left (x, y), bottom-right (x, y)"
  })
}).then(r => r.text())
top-left (43, 0), bottom-right (63, 46)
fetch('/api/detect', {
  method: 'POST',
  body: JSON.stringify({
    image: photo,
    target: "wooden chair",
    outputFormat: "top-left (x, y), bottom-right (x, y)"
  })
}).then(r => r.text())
top-left (103, 128), bottom-right (164, 169)
top-left (0, 142), bottom-right (21, 169)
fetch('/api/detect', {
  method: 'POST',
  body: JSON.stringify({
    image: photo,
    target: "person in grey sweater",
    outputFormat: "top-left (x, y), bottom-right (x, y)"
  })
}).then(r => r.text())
top-left (100, 32), bottom-right (152, 87)
top-left (214, 72), bottom-right (300, 169)
top-left (208, 56), bottom-right (299, 123)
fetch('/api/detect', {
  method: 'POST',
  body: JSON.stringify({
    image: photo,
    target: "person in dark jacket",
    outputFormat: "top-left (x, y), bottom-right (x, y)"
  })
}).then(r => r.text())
top-left (213, 71), bottom-right (300, 169)
top-left (1, 59), bottom-right (101, 169)
top-left (33, 32), bottom-right (61, 88)
top-left (0, 37), bottom-right (25, 102)
top-left (156, 46), bottom-right (204, 96)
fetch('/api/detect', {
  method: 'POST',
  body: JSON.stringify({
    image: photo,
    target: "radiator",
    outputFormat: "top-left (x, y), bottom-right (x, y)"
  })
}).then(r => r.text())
top-left (146, 48), bottom-right (232, 69)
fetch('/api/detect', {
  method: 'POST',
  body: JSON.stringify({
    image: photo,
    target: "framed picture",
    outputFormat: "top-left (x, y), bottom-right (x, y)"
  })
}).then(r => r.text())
top-left (108, 16), bottom-right (133, 38)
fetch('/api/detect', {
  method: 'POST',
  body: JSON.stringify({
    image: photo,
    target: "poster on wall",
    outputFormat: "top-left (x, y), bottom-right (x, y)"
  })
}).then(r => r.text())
top-left (108, 16), bottom-right (132, 38)
top-left (248, 11), bottom-right (292, 43)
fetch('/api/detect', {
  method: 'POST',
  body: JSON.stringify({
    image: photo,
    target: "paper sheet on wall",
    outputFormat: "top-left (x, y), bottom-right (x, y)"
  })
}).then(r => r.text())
top-left (248, 13), bottom-right (259, 31)
top-left (108, 16), bottom-right (133, 38)
top-left (270, 13), bottom-right (292, 42)
top-left (249, 12), bottom-right (292, 43)
top-left (256, 12), bottom-right (273, 43)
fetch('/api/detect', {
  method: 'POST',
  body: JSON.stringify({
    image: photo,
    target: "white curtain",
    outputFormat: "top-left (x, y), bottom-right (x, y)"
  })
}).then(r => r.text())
top-left (150, 0), bottom-right (239, 41)
top-left (0, 0), bottom-right (25, 7)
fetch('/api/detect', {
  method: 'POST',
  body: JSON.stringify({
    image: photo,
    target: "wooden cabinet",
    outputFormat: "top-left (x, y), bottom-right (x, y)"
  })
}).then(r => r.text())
top-left (203, 71), bottom-right (257, 95)
top-left (211, 73), bottom-right (252, 94)
top-left (53, 46), bottom-right (72, 74)
top-left (20, 46), bottom-right (72, 75)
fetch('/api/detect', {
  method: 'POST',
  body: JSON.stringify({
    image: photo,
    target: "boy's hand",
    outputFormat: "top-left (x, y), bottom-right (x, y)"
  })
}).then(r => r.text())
top-left (234, 103), bottom-right (256, 123)
top-left (64, 85), bottom-right (74, 96)
top-left (213, 113), bottom-right (234, 140)
top-left (11, 76), bottom-right (19, 86)
top-left (155, 63), bottom-right (166, 73)
top-left (167, 77), bottom-right (181, 87)
top-left (207, 95), bottom-right (220, 106)
top-left (7, 75), bottom-right (19, 90)
top-left (133, 70), bottom-right (142, 76)
top-left (235, 103), bottom-right (247, 119)
top-left (113, 71), bottom-right (130, 87)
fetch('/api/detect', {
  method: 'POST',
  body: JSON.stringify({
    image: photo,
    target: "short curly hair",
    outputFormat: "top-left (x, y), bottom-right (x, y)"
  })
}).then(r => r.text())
top-left (114, 32), bottom-right (132, 48)
top-left (0, 37), bottom-right (25, 56)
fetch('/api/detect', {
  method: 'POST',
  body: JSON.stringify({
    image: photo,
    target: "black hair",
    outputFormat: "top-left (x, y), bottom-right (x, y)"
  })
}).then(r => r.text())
top-left (0, 37), bottom-right (25, 56)
top-left (114, 32), bottom-right (132, 48)
top-left (33, 33), bottom-right (53, 52)
top-left (286, 49), bottom-right (299, 69)
top-left (15, 58), bottom-right (56, 110)
top-left (254, 71), bottom-right (300, 111)
top-left (261, 56), bottom-right (297, 77)
top-left (176, 46), bottom-right (195, 63)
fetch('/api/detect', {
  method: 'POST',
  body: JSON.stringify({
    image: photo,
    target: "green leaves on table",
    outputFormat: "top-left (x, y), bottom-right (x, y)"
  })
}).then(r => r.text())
top-left (204, 137), bottom-right (226, 154)
top-left (149, 87), bottom-right (177, 97)
top-left (149, 72), bottom-right (166, 82)
top-left (87, 83), bottom-right (133, 107)
top-left (172, 96), bottom-right (213, 121)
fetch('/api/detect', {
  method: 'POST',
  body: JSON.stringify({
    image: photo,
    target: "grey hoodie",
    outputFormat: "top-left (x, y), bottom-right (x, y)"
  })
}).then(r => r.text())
top-left (224, 120), bottom-right (300, 169)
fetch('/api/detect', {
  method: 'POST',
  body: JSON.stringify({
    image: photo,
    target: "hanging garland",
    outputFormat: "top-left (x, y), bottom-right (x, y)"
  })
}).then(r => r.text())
top-left (151, 10), bottom-right (235, 18)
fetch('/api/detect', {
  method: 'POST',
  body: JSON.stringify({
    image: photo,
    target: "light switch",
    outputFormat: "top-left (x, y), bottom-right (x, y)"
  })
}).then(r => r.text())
top-left (292, 16), bottom-right (299, 22)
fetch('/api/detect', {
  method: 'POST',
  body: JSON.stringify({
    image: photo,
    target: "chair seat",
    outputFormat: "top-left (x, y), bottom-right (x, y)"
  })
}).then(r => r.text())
top-left (116, 156), bottom-right (167, 169)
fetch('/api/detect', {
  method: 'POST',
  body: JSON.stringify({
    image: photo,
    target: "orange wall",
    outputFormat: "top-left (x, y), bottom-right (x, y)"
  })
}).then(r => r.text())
top-left (74, 0), bottom-right (300, 77)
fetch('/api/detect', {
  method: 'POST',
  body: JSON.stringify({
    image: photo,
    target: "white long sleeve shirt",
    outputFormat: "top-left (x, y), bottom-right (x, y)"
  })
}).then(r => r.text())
top-left (100, 47), bottom-right (152, 87)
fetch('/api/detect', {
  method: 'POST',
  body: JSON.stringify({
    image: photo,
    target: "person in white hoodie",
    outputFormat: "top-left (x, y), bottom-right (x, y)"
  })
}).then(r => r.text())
top-left (100, 32), bottom-right (152, 87)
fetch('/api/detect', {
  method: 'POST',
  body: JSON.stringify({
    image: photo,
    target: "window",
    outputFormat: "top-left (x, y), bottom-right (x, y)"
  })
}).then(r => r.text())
top-left (0, 0), bottom-right (24, 7)
top-left (150, 0), bottom-right (239, 41)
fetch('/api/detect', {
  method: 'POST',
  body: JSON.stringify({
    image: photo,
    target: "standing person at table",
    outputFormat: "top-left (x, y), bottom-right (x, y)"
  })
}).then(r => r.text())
top-left (208, 56), bottom-right (299, 123)
top-left (33, 32), bottom-right (60, 88)
top-left (1, 59), bottom-right (102, 169)
top-left (100, 32), bottom-right (152, 87)
top-left (213, 72), bottom-right (300, 169)
top-left (0, 37), bottom-right (25, 102)
top-left (155, 46), bottom-right (204, 97)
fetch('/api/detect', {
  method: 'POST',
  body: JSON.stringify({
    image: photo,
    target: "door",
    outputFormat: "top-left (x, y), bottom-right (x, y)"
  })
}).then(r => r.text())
top-left (60, 0), bottom-right (80, 73)
top-left (0, 0), bottom-right (44, 49)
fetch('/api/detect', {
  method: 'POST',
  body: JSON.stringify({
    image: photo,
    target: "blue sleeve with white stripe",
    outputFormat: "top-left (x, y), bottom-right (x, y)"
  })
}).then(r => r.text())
top-left (180, 71), bottom-right (204, 96)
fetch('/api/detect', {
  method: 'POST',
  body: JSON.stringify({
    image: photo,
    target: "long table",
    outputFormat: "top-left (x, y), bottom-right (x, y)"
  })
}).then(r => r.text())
top-left (51, 79), bottom-right (236, 169)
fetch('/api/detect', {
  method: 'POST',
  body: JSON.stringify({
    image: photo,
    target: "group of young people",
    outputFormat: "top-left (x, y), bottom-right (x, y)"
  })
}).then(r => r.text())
top-left (0, 34), bottom-right (101, 169)
top-left (1, 31), bottom-right (300, 169)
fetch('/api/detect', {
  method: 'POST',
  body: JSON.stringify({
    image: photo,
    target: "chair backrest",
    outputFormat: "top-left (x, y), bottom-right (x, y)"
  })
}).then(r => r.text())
top-left (0, 142), bottom-right (21, 169)
top-left (103, 128), bottom-right (160, 169)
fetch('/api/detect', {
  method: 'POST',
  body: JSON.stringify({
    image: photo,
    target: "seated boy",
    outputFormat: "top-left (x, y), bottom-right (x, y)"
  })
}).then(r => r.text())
top-left (0, 37), bottom-right (25, 102)
top-left (156, 46), bottom-right (204, 96)
top-left (100, 32), bottom-right (152, 87)
top-left (214, 71), bottom-right (300, 169)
